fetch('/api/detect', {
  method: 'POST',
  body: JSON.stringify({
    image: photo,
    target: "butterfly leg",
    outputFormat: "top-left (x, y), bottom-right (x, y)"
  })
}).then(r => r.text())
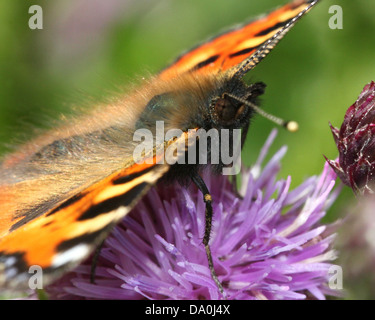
top-left (191, 172), bottom-right (224, 294)
top-left (90, 240), bottom-right (105, 284)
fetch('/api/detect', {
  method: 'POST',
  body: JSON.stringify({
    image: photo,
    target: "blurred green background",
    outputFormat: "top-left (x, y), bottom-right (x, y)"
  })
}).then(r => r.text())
top-left (0, 0), bottom-right (375, 299)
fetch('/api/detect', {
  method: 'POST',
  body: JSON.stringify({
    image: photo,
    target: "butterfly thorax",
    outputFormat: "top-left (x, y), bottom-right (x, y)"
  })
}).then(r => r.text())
top-left (134, 73), bottom-right (266, 183)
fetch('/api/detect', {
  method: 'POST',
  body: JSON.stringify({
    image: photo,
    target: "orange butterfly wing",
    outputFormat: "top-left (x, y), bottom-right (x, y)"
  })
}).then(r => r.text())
top-left (159, 0), bottom-right (315, 80)
top-left (0, 158), bottom-right (168, 288)
top-left (0, 128), bottom-right (197, 289)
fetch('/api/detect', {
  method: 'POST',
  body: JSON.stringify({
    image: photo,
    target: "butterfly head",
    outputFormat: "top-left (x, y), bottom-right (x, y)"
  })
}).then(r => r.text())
top-left (209, 81), bottom-right (266, 128)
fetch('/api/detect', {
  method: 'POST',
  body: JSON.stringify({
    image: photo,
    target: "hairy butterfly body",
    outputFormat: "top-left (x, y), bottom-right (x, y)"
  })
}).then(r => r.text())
top-left (0, 0), bottom-right (320, 293)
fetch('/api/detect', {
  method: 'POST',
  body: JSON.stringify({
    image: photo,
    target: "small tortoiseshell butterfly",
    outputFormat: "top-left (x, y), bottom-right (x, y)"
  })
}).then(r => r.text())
top-left (0, 0), bottom-right (320, 293)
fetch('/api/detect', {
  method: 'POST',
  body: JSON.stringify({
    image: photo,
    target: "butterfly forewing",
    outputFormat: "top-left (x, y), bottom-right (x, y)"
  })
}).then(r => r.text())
top-left (159, 0), bottom-right (317, 80)
top-left (0, 153), bottom-right (169, 289)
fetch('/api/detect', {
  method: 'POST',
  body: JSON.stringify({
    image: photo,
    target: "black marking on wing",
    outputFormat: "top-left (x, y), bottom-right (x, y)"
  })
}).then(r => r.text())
top-left (46, 192), bottom-right (86, 217)
top-left (190, 54), bottom-right (220, 72)
top-left (254, 18), bottom-right (294, 37)
top-left (10, 196), bottom-right (62, 232)
top-left (56, 229), bottom-right (104, 253)
top-left (112, 166), bottom-right (155, 185)
top-left (229, 47), bottom-right (257, 58)
top-left (77, 182), bottom-right (148, 221)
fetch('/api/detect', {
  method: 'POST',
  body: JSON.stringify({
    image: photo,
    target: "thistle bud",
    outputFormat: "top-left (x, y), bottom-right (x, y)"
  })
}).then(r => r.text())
top-left (326, 81), bottom-right (375, 195)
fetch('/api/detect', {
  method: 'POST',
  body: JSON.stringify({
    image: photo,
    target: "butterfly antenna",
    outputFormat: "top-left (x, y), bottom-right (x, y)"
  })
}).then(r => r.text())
top-left (226, 93), bottom-right (299, 132)
top-left (233, 0), bottom-right (320, 78)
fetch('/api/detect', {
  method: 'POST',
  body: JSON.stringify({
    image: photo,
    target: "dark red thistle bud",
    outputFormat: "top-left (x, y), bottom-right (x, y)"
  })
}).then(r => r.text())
top-left (326, 81), bottom-right (375, 195)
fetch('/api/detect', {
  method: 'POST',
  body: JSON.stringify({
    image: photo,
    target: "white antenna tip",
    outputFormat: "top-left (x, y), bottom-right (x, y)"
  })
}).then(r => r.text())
top-left (285, 121), bottom-right (299, 132)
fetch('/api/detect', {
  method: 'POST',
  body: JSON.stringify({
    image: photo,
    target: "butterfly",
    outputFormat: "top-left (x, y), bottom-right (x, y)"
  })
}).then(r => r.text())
top-left (0, 0), bottom-right (320, 293)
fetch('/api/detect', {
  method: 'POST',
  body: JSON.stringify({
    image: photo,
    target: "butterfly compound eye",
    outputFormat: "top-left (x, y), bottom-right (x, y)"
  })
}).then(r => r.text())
top-left (213, 97), bottom-right (240, 125)
top-left (212, 93), bottom-right (248, 126)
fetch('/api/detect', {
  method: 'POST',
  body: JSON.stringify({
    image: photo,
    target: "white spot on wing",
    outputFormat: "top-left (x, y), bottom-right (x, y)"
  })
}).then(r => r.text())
top-left (5, 257), bottom-right (16, 267)
top-left (52, 244), bottom-right (90, 268)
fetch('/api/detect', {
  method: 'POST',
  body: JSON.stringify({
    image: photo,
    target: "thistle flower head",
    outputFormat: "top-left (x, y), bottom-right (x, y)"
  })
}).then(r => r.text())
top-left (326, 81), bottom-right (375, 195)
top-left (44, 130), bottom-right (340, 300)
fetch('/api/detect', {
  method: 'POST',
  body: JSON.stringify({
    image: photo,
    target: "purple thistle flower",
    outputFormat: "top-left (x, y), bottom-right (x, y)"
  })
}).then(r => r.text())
top-left (44, 130), bottom-right (340, 300)
top-left (326, 81), bottom-right (375, 195)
